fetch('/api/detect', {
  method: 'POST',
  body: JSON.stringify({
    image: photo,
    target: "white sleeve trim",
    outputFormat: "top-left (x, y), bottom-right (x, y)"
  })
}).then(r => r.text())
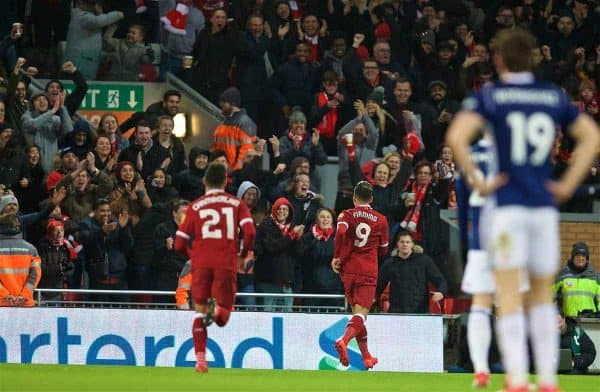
top-left (379, 243), bottom-right (389, 247)
top-left (176, 230), bottom-right (191, 240)
top-left (337, 221), bottom-right (349, 229)
top-left (239, 217), bottom-right (254, 227)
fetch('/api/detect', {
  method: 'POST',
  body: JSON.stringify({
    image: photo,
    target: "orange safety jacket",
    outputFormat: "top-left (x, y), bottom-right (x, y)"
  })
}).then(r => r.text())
top-left (175, 260), bottom-right (191, 310)
top-left (211, 111), bottom-right (256, 170)
top-left (0, 234), bottom-right (42, 307)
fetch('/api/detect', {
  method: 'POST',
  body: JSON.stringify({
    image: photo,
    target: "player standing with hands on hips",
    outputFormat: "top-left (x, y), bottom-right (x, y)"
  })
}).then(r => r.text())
top-left (175, 163), bottom-right (256, 373)
top-left (331, 181), bottom-right (389, 370)
top-left (447, 28), bottom-right (600, 392)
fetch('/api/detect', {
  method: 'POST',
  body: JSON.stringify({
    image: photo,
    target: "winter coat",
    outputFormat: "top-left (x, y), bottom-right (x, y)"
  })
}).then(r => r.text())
top-left (64, 8), bottom-right (124, 80)
top-left (118, 101), bottom-right (172, 134)
top-left (270, 58), bottom-right (320, 113)
top-left (152, 219), bottom-right (187, 291)
top-left (78, 216), bottom-right (133, 282)
top-left (237, 31), bottom-right (272, 103)
top-left (254, 199), bottom-right (303, 285)
top-left (55, 170), bottom-right (114, 224)
top-left (104, 26), bottom-right (152, 81)
top-left (300, 226), bottom-right (340, 294)
top-left (284, 191), bottom-right (323, 228)
top-left (278, 131), bottom-right (328, 168)
top-left (147, 184), bottom-right (179, 205)
top-left (154, 135), bottom-right (187, 175)
top-left (14, 163), bottom-right (46, 214)
top-left (191, 24), bottom-right (238, 93)
top-left (36, 238), bottom-right (76, 297)
top-left (337, 114), bottom-right (379, 191)
top-left (22, 107), bottom-right (73, 172)
top-left (173, 147), bottom-right (207, 201)
top-left (118, 140), bottom-right (171, 181)
top-left (0, 145), bottom-right (27, 190)
top-left (376, 249), bottom-right (447, 314)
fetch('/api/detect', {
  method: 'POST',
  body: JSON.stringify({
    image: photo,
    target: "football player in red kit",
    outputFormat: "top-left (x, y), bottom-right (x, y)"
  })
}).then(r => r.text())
top-left (175, 163), bottom-right (256, 373)
top-left (331, 181), bottom-right (389, 370)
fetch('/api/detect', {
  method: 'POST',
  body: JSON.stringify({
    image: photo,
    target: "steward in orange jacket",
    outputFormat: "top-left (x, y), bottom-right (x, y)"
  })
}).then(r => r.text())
top-left (0, 214), bottom-right (42, 307)
top-left (175, 260), bottom-right (191, 310)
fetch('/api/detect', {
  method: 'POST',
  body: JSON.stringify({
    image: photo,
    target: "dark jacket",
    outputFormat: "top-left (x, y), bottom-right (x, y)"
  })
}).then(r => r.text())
top-left (284, 191), bottom-right (323, 228)
top-left (300, 226), bottom-right (340, 294)
top-left (559, 317), bottom-right (597, 373)
top-left (0, 144), bottom-right (27, 191)
top-left (376, 249), bottom-right (447, 314)
top-left (254, 199), bottom-right (303, 285)
top-left (147, 184), bottom-right (179, 205)
top-left (118, 140), bottom-right (170, 181)
top-left (270, 58), bottom-right (320, 113)
top-left (278, 131), bottom-right (328, 167)
top-left (55, 170), bottom-right (114, 224)
top-left (152, 219), bottom-right (187, 291)
top-left (153, 134), bottom-right (187, 175)
top-left (78, 216), bottom-right (133, 281)
top-left (14, 162), bottom-right (46, 214)
top-left (36, 238), bottom-right (75, 298)
top-left (174, 146), bottom-right (207, 201)
top-left (236, 31), bottom-right (272, 103)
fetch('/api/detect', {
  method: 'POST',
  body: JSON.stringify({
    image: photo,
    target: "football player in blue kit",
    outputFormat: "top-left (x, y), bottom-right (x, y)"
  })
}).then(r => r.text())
top-left (447, 28), bottom-right (600, 392)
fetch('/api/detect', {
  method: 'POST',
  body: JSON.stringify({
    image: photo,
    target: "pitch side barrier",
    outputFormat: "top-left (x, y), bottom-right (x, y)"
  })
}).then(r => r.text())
top-left (0, 307), bottom-right (444, 372)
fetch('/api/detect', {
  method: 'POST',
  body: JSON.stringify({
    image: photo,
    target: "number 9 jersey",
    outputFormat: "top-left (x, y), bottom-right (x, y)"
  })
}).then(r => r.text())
top-left (462, 78), bottom-right (579, 207)
top-left (334, 205), bottom-right (389, 278)
top-left (175, 189), bottom-right (256, 272)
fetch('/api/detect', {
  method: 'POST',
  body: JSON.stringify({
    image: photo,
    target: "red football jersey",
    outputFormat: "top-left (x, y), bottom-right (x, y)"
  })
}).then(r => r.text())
top-left (175, 190), bottom-right (255, 272)
top-left (334, 205), bottom-right (389, 278)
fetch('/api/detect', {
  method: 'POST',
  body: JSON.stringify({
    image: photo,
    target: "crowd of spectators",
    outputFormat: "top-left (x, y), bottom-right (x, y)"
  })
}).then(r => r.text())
top-left (0, 0), bottom-right (599, 310)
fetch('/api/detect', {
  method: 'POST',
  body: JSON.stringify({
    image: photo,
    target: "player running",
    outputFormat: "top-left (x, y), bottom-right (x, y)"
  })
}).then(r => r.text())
top-left (174, 163), bottom-right (256, 373)
top-left (447, 28), bottom-right (600, 392)
top-left (331, 181), bottom-right (389, 370)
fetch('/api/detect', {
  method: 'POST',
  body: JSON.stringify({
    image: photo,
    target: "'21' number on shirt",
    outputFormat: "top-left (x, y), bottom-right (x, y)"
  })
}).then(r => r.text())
top-left (354, 222), bottom-right (372, 247)
top-left (200, 207), bottom-right (234, 240)
top-left (507, 111), bottom-right (555, 166)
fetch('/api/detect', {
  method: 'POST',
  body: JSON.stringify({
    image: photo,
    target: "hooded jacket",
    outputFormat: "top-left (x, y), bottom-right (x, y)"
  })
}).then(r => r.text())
top-left (174, 146), bottom-right (209, 201)
top-left (254, 198), bottom-right (303, 285)
top-left (237, 180), bottom-right (261, 203)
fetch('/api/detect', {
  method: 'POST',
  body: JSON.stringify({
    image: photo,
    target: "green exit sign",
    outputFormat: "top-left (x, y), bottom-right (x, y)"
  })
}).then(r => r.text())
top-left (63, 83), bottom-right (144, 111)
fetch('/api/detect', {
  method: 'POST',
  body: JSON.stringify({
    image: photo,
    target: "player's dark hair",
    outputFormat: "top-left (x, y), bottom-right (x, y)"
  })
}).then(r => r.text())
top-left (354, 181), bottom-right (374, 202)
top-left (204, 163), bottom-right (227, 188)
top-left (494, 27), bottom-right (535, 72)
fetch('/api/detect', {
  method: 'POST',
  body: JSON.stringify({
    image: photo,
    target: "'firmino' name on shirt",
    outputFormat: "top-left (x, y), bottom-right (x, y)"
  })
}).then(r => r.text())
top-left (353, 211), bottom-right (378, 222)
top-left (193, 195), bottom-right (240, 210)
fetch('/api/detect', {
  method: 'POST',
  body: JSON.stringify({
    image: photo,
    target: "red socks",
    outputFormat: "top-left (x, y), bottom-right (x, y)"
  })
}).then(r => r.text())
top-left (214, 306), bottom-right (231, 327)
top-left (192, 316), bottom-right (207, 354)
top-left (356, 324), bottom-right (370, 358)
top-left (341, 314), bottom-right (365, 345)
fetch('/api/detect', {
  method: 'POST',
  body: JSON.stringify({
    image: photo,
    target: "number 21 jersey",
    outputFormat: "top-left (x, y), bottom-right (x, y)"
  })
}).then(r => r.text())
top-left (176, 189), bottom-right (254, 271)
top-left (335, 205), bottom-right (389, 278)
top-left (463, 78), bottom-right (579, 207)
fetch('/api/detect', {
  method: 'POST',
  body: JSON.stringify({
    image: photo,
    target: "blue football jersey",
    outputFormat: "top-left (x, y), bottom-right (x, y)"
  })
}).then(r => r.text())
top-left (456, 139), bottom-right (495, 250)
top-left (463, 79), bottom-right (579, 207)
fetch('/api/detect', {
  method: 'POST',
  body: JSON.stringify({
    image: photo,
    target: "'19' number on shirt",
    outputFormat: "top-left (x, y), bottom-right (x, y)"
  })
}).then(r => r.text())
top-left (507, 111), bottom-right (555, 166)
top-left (354, 222), bottom-right (372, 247)
top-left (200, 207), bottom-right (234, 240)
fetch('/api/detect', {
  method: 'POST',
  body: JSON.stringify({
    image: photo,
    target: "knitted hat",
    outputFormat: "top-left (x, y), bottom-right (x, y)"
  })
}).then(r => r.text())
top-left (288, 107), bottom-right (307, 124)
top-left (47, 219), bottom-right (65, 235)
top-left (367, 86), bottom-right (385, 106)
top-left (0, 195), bottom-right (19, 213)
top-left (219, 87), bottom-right (241, 107)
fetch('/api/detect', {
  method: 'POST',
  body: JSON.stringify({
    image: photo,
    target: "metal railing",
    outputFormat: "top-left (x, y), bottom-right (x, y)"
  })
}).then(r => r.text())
top-left (34, 288), bottom-right (348, 313)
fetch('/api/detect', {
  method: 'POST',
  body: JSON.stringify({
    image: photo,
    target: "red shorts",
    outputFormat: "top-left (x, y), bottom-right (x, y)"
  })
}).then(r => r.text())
top-left (191, 267), bottom-right (237, 310)
top-left (341, 273), bottom-right (377, 308)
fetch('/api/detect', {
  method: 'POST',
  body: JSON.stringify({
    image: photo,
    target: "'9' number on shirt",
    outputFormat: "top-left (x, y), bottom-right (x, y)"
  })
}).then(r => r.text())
top-left (200, 207), bottom-right (234, 240)
top-left (354, 223), bottom-right (372, 247)
top-left (507, 111), bottom-right (555, 166)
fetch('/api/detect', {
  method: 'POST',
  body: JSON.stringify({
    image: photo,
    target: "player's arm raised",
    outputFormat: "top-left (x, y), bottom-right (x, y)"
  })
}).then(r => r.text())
top-left (547, 113), bottom-right (600, 204)
top-left (446, 111), bottom-right (507, 196)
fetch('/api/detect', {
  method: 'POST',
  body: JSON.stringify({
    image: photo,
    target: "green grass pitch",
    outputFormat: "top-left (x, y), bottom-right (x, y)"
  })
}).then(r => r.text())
top-left (0, 364), bottom-right (598, 392)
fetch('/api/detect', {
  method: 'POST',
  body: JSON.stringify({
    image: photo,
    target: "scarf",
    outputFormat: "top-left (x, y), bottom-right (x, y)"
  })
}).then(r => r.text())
top-left (400, 180), bottom-right (430, 234)
top-left (289, 0), bottom-right (302, 21)
top-left (312, 224), bottom-right (333, 241)
top-left (288, 129), bottom-right (306, 149)
top-left (305, 35), bottom-right (319, 62)
top-left (316, 92), bottom-right (338, 139)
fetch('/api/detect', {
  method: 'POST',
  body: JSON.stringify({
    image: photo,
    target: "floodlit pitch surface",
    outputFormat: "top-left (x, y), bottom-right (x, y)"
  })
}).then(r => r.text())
top-left (0, 364), bottom-right (598, 391)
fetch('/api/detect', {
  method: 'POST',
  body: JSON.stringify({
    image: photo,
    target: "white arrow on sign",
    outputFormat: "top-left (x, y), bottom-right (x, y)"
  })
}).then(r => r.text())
top-left (128, 91), bottom-right (138, 109)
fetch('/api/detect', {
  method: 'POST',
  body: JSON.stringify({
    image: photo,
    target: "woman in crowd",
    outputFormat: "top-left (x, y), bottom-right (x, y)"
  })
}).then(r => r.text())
top-left (108, 161), bottom-right (152, 227)
top-left (97, 113), bottom-right (129, 155)
top-left (147, 168), bottom-right (178, 205)
top-left (93, 135), bottom-right (118, 173)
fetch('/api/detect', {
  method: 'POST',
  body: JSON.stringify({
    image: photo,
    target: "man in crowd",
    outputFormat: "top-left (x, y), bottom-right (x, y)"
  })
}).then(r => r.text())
top-left (119, 121), bottom-right (171, 180)
top-left (119, 90), bottom-right (182, 135)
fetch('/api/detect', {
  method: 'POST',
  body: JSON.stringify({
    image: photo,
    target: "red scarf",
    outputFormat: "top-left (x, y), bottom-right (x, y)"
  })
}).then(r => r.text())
top-left (316, 92), bottom-right (337, 139)
top-left (400, 180), bottom-right (430, 236)
top-left (272, 217), bottom-right (301, 239)
top-left (312, 224), bottom-right (333, 241)
top-left (288, 130), bottom-right (306, 149)
top-left (305, 36), bottom-right (319, 62)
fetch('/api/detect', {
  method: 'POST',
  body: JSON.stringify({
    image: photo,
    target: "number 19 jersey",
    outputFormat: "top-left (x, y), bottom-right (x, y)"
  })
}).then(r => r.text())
top-left (335, 205), bottom-right (389, 278)
top-left (176, 189), bottom-right (254, 272)
top-left (463, 79), bottom-right (579, 207)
